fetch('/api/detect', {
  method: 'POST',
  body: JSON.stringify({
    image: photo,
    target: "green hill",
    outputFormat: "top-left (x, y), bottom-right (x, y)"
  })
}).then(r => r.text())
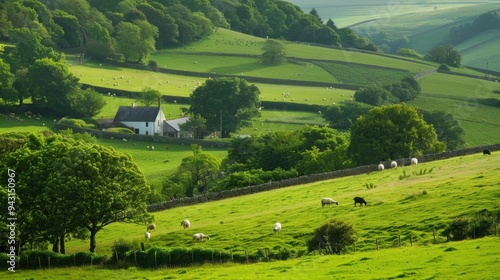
top-left (52, 152), bottom-right (500, 278)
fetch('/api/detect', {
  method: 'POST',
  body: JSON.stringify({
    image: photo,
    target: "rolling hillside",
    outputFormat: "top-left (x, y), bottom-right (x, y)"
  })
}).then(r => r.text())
top-left (72, 28), bottom-right (500, 146)
top-left (50, 151), bottom-right (500, 279)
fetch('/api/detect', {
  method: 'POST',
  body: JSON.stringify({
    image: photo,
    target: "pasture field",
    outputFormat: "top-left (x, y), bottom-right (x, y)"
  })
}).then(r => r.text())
top-left (62, 153), bottom-right (500, 257)
top-left (95, 138), bottom-right (227, 190)
top-left (4, 236), bottom-right (500, 279)
top-left (409, 72), bottom-right (500, 146)
top-left (24, 152), bottom-right (497, 279)
top-left (457, 31), bottom-right (500, 72)
top-left (287, 0), bottom-right (496, 27)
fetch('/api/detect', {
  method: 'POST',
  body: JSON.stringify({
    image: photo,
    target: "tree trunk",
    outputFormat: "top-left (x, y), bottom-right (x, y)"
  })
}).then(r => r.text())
top-left (59, 233), bottom-right (66, 254)
top-left (52, 236), bottom-right (59, 253)
top-left (89, 229), bottom-right (97, 253)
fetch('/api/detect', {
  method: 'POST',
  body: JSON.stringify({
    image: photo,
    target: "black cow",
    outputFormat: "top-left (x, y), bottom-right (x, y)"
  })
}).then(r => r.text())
top-left (483, 149), bottom-right (491, 155)
top-left (354, 197), bottom-right (367, 207)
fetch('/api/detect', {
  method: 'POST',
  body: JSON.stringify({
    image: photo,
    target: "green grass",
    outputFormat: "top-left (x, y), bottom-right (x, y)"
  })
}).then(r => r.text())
top-left (95, 138), bottom-right (227, 190)
top-left (9, 152), bottom-right (498, 278)
top-left (5, 236), bottom-right (500, 279)
top-left (457, 30), bottom-right (500, 71)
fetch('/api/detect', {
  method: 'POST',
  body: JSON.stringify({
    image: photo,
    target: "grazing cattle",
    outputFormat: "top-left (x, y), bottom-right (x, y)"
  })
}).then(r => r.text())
top-left (273, 222), bottom-right (282, 234)
top-left (354, 197), bottom-right (367, 207)
top-left (321, 198), bottom-right (339, 207)
top-left (483, 149), bottom-right (491, 155)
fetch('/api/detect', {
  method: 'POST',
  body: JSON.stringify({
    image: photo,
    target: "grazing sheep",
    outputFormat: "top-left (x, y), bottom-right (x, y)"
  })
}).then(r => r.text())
top-left (377, 164), bottom-right (384, 171)
top-left (193, 233), bottom-right (210, 242)
top-left (354, 197), bottom-right (367, 207)
top-left (273, 222), bottom-right (282, 234)
top-left (181, 219), bottom-right (191, 229)
top-left (411, 158), bottom-right (418, 165)
top-left (146, 223), bottom-right (156, 231)
top-left (145, 231), bottom-right (151, 241)
top-left (390, 161), bottom-right (397, 168)
top-left (483, 149), bottom-right (491, 155)
top-left (321, 198), bottom-right (339, 207)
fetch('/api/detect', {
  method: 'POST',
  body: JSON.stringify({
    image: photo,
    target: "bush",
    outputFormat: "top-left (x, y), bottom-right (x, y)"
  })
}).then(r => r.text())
top-left (106, 127), bottom-right (135, 134)
top-left (307, 219), bottom-right (357, 254)
top-left (469, 209), bottom-right (497, 238)
top-left (58, 118), bottom-right (95, 129)
top-left (438, 64), bottom-right (451, 71)
top-left (147, 60), bottom-right (158, 67)
top-left (442, 216), bottom-right (470, 241)
top-left (111, 239), bottom-right (134, 263)
top-left (16, 250), bottom-right (106, 269)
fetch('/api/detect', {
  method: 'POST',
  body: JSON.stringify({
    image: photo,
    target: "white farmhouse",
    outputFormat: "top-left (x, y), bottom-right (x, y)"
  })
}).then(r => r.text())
top-left (113, 102), bottom-right (166, 135)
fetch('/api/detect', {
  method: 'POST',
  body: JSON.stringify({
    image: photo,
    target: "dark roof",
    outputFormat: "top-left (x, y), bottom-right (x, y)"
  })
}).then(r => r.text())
top-left (113, 106), bottom-right (161, 122)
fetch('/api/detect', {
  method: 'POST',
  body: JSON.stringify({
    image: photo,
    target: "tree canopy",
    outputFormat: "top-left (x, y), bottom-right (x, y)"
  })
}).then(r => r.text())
top-left (348, 103), bottom-right (446, 165)
top-left (261, 39), bottom-right (286, 64)
top-left (188, 77), bottom-right (261, 138)
top-left (1, 133), bottom-right (153, 253)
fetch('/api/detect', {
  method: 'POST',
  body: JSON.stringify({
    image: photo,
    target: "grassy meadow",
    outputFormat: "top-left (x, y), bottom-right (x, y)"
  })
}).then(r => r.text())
top-left (287, 0), bottom-right (494, 27)
top-left (457, 30), bottom-right (500, 71)
top-left (8, 152), bottom-right (497, 279)
top-left (5, 236), bottom-right (500, 279)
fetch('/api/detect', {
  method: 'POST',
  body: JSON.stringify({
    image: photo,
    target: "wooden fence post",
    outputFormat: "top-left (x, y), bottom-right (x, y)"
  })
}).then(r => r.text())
top-left (398, 235), bottom-right (401, 247)
top-left (38, 256), bottom-right (41, 269)
top-left (376, 238), bottom-right (379, 251)
top-left (154, 250), bottom-right (157, 268)
top-left (48, 257), bottom-right (51, 268)
top-left (433, 229), bottom-right (436, 244)
top-left (230, 249), bottom-right (233, 262)
top-left (409, 234), bottom-right (413, 246)
top-left (245, 250), bottom-right (249, 264)
top-left (115, 249), bottom-right (119, 263)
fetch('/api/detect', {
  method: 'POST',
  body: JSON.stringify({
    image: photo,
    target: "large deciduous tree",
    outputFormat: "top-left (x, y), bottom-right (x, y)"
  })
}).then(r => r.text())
top-left (69, 88), bottom-right (106, 118)
top-left (261, 39), bottom-right (286, 64)
top-left (138, 87), bottom-right (161, 107)
top-left (115, 20), bottom-right (158, 63)
top-left (189, 77), bottom-right (261, 138)
top-left (426, 44), bottom-right (462, 67)
top-left (24, 57), bottom-right (80, 115)
top-left (419, 109), bottom-right (465, 150)
top-left (347, 103), bottom-right (446, 165)
top-left (1, 134), bottom-right (153, 253)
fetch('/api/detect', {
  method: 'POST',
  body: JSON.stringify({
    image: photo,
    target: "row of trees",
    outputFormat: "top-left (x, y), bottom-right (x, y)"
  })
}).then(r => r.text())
top-left (0, 131), bottom-right (153, 253)
top-left (163, 103), bottom-right (449, 198)
top-left (0, 27), bottom-right (106, 116)
top-left (0, 0), bottom-right (379, 64)
top-left (449, 11), bottom-right (500, 44)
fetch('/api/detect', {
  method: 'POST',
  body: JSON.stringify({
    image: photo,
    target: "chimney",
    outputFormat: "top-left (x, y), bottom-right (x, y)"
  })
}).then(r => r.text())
top-left (131, 103), bottom-right (135, 107)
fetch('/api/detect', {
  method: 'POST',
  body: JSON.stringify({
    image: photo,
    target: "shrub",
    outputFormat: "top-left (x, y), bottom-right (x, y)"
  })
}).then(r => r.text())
top-left (307, 219), bottom-right (357, 254)
top-left (106, 127), bottom-right (135, 134)
top-left (442, 216), bottom-right (470, 241)
top-left (111, 239), bottom-right (134, 263)
top-left (147, 60), bottom-right (158, 67)
top-left (438, 64), bottom-right (451, 71)
top-left (58, 118), bottom-right (95, 129)
top-left (469, 209), bottom-right (497, 238)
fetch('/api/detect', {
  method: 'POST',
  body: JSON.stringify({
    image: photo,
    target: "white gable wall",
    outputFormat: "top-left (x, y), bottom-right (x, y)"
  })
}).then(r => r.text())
top-left (121, 110), bottom-right (167, 135)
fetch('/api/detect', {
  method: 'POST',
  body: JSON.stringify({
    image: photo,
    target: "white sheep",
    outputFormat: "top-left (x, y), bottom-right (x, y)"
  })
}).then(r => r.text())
top-left (181, 219), bottom-right (191, 229)
top-left (145, 231), bottom-right (151, 241)
top-left (378, 164), bottom-right (384, 171)
top-left (390, 161), bottom-right (397, 168)
top-left (273, 222), bottom-right (282, 234)
top-left (146, 223), bottom-right (156, 231)
top-left (321, 198), bottom-right (339, 207)
top-left (411, 158), bottom-right (418, 165)
top-left (193, 233), bottom-right (210, 242)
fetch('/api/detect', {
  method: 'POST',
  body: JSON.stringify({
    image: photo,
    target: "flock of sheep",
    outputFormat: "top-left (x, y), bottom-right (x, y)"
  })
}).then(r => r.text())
top-left (142, 157), bottom-right (426, 243)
